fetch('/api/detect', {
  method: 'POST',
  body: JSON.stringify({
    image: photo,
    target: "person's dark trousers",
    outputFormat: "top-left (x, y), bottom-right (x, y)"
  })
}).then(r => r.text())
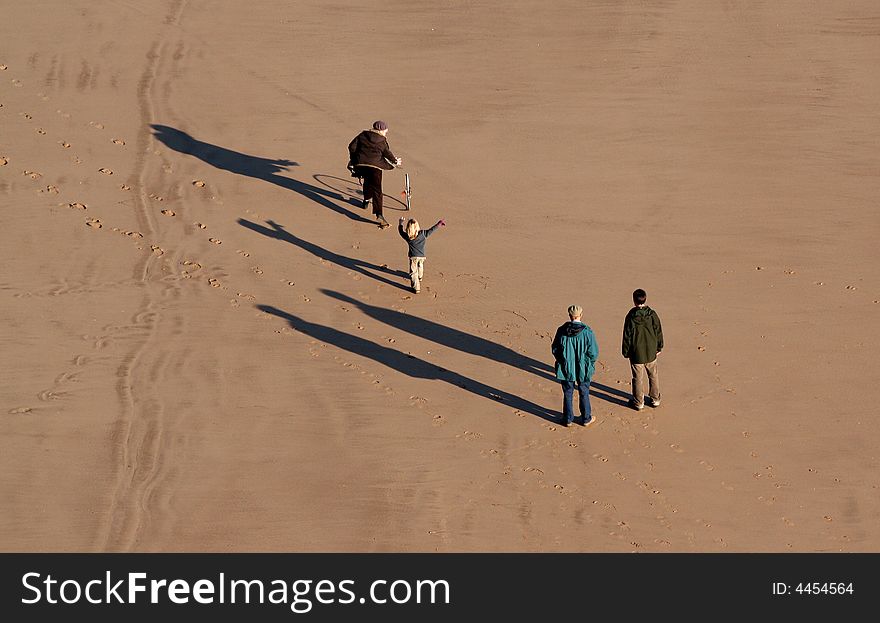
top-left (358, 166), bottom-right (383, 217)
top-left (561, 380), bottom-right (592, 425)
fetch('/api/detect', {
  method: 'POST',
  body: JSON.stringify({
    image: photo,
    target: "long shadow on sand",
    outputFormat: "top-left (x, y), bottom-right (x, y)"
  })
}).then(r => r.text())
top-left (321, 289), bottom-right (632, 407)
top-left (258, 304), bottom-right (559, 423)
top-left (588, 381), bottom-right (631, 407)
top-left (150, 124), bottom-right (373, 224)
top-left (322, 289), bottom-right (554, 380)
top-left (239, 218), bottom-right (411, 292)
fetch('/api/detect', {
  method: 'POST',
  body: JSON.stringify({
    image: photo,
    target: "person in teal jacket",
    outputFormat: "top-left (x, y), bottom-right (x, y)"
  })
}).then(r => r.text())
top-left (551, 304), bottom-right (599, 427)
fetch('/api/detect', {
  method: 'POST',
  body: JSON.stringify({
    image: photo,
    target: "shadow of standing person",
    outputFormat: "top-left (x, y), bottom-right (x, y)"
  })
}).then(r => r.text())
top-left (239, 219), bottom-right (410, 291)
top-left (321, 289), bottom-right (554, 380)
top-left (258, 304), bottom-right (559, 422)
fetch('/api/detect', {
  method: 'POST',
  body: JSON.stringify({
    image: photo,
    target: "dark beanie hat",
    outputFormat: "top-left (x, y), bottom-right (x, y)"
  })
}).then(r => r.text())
top-left (372, 120), bottom-right (388, 131)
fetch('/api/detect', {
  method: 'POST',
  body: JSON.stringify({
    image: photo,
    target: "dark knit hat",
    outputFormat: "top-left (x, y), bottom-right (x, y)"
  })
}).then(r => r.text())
top-left (372, 120), bottom-right (388, 131)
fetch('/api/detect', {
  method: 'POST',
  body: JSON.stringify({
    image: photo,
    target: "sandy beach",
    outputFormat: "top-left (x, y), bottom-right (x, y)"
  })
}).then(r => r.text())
top-left (1, 1), bottom-right (878, 552)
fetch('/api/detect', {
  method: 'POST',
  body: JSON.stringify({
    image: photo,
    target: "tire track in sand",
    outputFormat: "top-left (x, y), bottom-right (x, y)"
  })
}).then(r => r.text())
top-left (101, 0), bottom-right (190, 552)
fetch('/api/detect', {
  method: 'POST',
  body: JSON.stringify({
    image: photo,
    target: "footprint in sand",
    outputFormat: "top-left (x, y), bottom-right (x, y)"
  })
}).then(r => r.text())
top-left (192, 180), bottom-right (206, 187)
top-left (285, 281), bottom-right (295, 286)
top-left (160, 209), bottom-right (175, 217)
top-left (43, 185), bottom-right (59, 194)
top-left (149, 193), bottom-right (164, 201)
top-left (12, 79), bottom-right (22, 87)
top-left (59, 141), bottom-right (71, 148)
top-left (112, 138), bottom-right (125, 145)
top-left (150, 245), bottom-right (164, 256)
top-left (86, 218), bottom-right (102, 229)
top-left (208, 278), bottom-right (222, 288)
top-left (23, 170), bottom-right (42, 180)
top-left (9, 407), bottom-right (33, 414)
top-left (0, 65), bottom-right (7, 70)
top-left (67, 202), bottom-right (87, 210)
top-left (252, 267), bottom-right (263, 275)
top-left (36, 128), bottom-right (46, 135)
top-left (20, 112), bottom-right (32, 120)
top-left (237, 250), bottom-right (250, 257)
top-left (194, 222), bottom-right (206, 229)
top-left (89, 121), bottom-right (104, 129)
top-left (125, 231), bottom-right (143, 239)
top-left (0, 157), bottom-right (8, 166)
top-left (72, 156), bottom-right (82, 164)
top-left (209, 238), bottom-right (221, 244)
top-left (119, 184), bottom-right (130, 191)
top-left (98, 167), bottom-right (113, 175)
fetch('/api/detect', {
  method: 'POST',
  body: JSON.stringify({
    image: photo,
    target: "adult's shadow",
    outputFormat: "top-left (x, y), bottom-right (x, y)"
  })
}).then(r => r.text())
top-left (322, 290), bottom-right (628, 407)
top-left (258, 304), bottom-right (559, 423)
top-left (321, 289), bottom-right (555, 381)
top-left (239, 218), bottom-right (410, 291)
top-left (589, 381), bottom-right (631, 407)
top-left (150, 124), bottom-right (373, 224)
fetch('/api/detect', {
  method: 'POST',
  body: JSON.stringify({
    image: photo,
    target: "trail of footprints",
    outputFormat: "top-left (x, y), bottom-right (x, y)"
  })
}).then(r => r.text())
top-left (4, 67), bottom-right (243, 290)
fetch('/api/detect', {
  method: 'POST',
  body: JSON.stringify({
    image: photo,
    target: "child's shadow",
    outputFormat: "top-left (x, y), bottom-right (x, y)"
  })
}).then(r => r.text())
top-left (239, 218), bottom-right (410, 290)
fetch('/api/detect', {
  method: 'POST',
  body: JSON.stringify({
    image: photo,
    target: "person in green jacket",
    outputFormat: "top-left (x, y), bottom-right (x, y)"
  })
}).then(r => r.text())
top-left (622, 288), bottom-right (664, 411)
top-left (551, 304), bottom-right (599, 427)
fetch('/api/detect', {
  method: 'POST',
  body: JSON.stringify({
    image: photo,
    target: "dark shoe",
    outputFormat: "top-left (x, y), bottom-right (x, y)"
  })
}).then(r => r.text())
top-left (628, 399), bottom-right (644, 411)
top-left (581, 416), bottom-right (596, 427)
top-left (645, 397), bottom-right (661, 408)
top-left (376, 216), bottom-right (390, 229)
top-left (559, 418), bottom-right (571, 427)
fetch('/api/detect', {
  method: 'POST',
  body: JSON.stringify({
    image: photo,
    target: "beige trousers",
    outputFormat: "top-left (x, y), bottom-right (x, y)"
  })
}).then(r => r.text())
top-left (630, 359), bottom-right (660, 406)
top-left (409, 256), bottom-right (425, 291)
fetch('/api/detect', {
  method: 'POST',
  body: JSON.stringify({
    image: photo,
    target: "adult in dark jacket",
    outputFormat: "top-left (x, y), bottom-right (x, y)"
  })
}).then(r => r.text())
top-left (622, 288), bottom-right (664, 410)
top-left (551, 304), bottom-right (599, 427)
top-left (348, 120), bottom-right (401, 229)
